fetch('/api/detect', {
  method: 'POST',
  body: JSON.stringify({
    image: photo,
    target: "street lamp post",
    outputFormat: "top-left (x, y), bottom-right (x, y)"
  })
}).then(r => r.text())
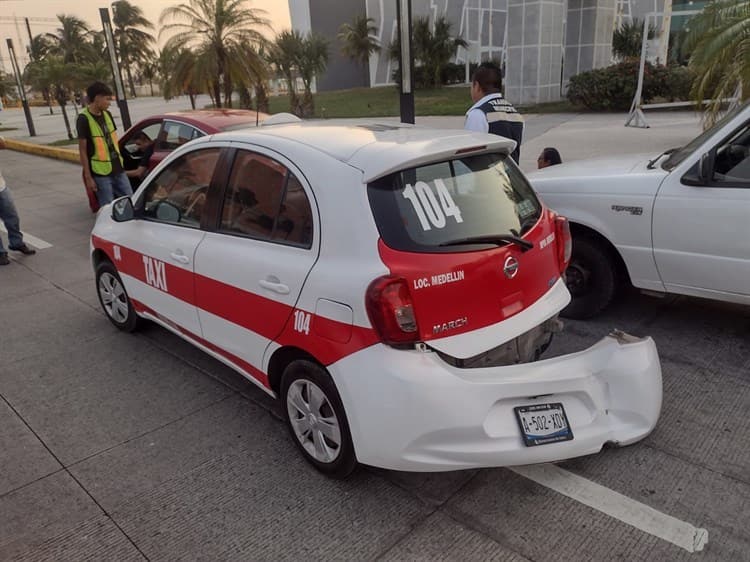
top-left (99, 7), bottom-right (131, 129)
top-left (396, 0), bottom-right (415, 124)
top-left (5, 38), bottom-right (36, 136)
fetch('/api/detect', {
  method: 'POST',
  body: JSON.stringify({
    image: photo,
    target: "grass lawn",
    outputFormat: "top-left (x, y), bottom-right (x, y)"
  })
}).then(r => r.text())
top-left (214, 85), bottom-right (582, 118)
top-left (266, 85), bottom-right (473, 118)
top-left (47, 138), bottom-right (78, 146)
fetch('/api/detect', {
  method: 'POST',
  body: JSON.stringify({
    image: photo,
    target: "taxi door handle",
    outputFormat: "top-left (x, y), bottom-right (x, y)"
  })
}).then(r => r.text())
top-left (259, 278), bottom-right (290, 295)
top-left (170, 252), bottom-right (190, 265)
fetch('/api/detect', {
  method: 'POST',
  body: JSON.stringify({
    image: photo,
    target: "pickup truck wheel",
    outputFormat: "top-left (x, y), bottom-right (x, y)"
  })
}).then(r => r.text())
top-left (562, 237), bottom-right (616, 319)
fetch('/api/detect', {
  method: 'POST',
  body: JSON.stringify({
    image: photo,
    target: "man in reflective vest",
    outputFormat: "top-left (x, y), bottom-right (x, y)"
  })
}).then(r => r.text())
top-left (77, 82), bottom-right (132, 208)
top-left (465, 62), bottom-right (524, 164)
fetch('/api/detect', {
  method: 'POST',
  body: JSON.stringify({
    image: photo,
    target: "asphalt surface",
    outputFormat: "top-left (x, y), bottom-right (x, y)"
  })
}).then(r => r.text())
top-left (1, 112), bottom-right (748, 561)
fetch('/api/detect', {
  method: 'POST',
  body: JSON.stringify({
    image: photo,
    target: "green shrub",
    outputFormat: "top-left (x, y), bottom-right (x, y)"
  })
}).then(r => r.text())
top-left (566, 60), bottom-right (695, 110)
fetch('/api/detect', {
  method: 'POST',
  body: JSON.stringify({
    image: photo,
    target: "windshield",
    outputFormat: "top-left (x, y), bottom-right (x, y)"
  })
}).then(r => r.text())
top-left (367, 153), bottom-right (542, 253)
top-left (662, 104), bottom-right (747, 170)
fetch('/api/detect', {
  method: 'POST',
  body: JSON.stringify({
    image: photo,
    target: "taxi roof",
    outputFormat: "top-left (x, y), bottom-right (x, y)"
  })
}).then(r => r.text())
top-left (213, 120), bottom-right (516, 182)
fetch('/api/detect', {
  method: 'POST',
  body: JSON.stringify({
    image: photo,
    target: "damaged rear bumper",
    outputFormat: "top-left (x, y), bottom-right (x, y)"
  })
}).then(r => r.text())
top-left (331, 331), bottom-right (662, 472)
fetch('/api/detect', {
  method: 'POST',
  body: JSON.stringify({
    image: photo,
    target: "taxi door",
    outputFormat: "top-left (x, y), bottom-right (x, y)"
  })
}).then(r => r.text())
top-left (127, 146), bottom-right (224, 336)
top-left (193, 147), bottom-right (319, 384)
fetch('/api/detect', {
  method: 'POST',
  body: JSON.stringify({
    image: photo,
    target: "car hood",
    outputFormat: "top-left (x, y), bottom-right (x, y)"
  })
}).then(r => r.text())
top-left (527, 153), bottom-right (653, 181)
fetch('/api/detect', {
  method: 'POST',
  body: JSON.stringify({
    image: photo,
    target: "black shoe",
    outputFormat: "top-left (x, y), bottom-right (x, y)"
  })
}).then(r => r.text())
top-left (0, 254), bottom-right (9, 265)
top-left (9, 243), bottom-right (36, 255)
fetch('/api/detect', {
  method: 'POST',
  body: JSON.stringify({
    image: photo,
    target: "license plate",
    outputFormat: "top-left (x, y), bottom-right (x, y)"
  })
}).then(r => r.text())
top-left (514, 403), bottom-right (573, 447)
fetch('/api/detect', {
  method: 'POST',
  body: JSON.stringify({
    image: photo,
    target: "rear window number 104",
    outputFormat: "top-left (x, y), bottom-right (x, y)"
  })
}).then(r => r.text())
top-left (402, 180), bottom-right (463, 231)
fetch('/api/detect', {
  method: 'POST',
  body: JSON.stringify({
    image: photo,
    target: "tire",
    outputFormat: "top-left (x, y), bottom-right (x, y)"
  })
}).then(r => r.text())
top-left (281, 360), bottom-right (357, 479)
top-left (562, 236), bottom-right (617, 319)
top-left (95, 260), bottom-right (139, 332)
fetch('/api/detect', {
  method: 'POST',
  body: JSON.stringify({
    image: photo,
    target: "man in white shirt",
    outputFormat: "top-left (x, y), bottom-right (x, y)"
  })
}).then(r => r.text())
top-left (0, 137), bottom-right (36, 265)
top-left (464, 62), bottom-right (524, 163)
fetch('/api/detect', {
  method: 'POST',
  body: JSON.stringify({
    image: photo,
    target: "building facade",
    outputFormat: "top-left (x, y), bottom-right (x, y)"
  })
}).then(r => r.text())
top-left (289, 0), bottom-right (684, 105)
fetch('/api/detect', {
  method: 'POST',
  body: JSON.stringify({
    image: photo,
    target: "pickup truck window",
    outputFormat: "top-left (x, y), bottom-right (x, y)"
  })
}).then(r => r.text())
top-left (663, 104), bottom-right (746, 171)
top-left (713, 123), bottom-right (750, 184)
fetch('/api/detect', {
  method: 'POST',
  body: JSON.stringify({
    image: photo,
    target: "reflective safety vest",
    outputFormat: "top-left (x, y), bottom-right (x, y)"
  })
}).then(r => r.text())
top-left (82, 108), bottom-right (123, 176)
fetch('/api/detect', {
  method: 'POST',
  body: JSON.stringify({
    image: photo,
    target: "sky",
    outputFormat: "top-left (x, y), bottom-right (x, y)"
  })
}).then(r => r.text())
top-left (0, 0), bottom-right (291, 71)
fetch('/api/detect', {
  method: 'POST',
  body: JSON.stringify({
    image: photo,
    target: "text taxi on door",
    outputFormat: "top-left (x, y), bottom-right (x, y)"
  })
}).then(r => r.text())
top-left (91, 114), bottom-right (663, 478)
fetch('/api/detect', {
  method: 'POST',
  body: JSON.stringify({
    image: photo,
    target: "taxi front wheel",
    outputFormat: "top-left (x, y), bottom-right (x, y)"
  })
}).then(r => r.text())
top-left (96, 261), bottom-right (139, 332)
top-left (281, 360), bottom-right (357, 479)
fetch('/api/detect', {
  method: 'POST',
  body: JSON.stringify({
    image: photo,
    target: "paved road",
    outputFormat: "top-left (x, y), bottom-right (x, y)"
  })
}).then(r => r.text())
top-left (1, 119), bottom-right (748, 560)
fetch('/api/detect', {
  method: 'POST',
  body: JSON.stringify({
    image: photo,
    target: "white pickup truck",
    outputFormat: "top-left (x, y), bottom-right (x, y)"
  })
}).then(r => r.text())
top-left (528, 103), bottom-right (750, 318)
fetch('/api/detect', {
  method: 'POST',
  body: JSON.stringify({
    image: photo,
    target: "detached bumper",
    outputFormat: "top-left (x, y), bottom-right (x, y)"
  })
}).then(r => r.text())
top-left (330, 331), bottom-right (662, 472)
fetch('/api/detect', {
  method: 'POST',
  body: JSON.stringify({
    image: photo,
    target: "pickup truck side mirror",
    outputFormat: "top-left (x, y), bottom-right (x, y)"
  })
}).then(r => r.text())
top-left (698, 151), bottom-right (715, 183)
top-left (682, 150), bottom-right (715, 186)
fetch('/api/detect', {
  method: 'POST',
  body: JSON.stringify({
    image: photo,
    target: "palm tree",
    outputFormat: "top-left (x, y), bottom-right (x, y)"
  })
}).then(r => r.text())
top-left (112, 0), bottom-right (156, 98)
top-left (233, 41), bottom-right (270, 112)
top-left (389, 16), bottom-right (466, 88)
top-left (25, 56), bottom-right (78, 138)
top-left (141, 61), bottom-right (159, 97)
top-left (412, 16), bottom-right (466, 88)
top-left (338, 15), bottom-right (380, 86)
top-left (612, 19), bottom-right (657, 61)
top-left (684, 0), bottom-right (750, 125)
top-left (27, 34), bottom-right (56, 114)
top-left (270, 30), bottom-right (328, 117)
top-left (160, 46), bottom-right (207, 109)
top-left (159, 0), bottom-right (270, 108)
top-left (269, 30), bottom-right (303, 114)
top-left (297, 32), bottom-right (329, 117)
top-left (46, 15), bottom-right (91, 64)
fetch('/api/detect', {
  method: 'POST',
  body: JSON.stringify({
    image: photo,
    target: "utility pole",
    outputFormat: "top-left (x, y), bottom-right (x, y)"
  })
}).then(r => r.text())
top-left (6, 38), bottom-right (36, 136)
top-left (24, 17), bottom-right (32, 48)
top-left (99, 7), bottom-right (131, 129)
top-left (396, 0), bottom-right (415, 124)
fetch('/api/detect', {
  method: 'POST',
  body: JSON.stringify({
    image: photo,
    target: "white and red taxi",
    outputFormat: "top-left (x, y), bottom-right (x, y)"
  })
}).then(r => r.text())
top-left (91, 114), bottom-right (662, 478)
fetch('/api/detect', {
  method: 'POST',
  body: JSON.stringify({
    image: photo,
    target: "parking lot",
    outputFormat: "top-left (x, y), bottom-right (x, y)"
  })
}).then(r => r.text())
top-left (1, 115), bottom-right (749, 560)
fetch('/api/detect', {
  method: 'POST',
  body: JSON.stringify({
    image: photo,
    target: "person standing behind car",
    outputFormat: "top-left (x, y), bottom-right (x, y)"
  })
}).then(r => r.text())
top-left (537, 147), bottom-right (563, 169)
top-left (465, 62), bottom-right (524, 163)
top-left (77, 82), bottom-right (132, 207)
top-left (125, 131), bottom-right (155, 188)
top-left (0, 137), bottom-right (36, 265)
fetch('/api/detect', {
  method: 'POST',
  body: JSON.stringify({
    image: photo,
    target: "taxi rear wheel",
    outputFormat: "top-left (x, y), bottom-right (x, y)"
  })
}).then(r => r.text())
top-left (281, 360), bottom-right (357, 479)
top-left (96, 261), bottom-right (139, 332)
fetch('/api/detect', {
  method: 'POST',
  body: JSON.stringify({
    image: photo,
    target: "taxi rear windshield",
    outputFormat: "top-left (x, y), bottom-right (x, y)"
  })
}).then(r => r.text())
top-left (367, 153), bottom-right (542, 252)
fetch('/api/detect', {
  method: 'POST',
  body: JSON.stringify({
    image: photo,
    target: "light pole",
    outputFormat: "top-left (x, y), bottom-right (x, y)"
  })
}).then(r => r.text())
top-left (99, 6), bottom-right (131, 129)
top-left (6, 38), bottom-right (35, 136)
top-left (396, 0), bottom-right (415, 124)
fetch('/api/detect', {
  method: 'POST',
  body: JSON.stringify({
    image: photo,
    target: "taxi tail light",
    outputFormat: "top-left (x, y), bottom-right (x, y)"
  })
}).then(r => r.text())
top-left (555, 214), bottom-right (572, 272)
top-left (366, 276), bottom-right (419, 345)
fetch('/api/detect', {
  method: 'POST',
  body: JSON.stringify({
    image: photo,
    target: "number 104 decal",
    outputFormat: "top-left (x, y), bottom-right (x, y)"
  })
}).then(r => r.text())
top-left (293, 310), bottom-right (311, 335)
top-left (402, 179), bottom-right (463, 231)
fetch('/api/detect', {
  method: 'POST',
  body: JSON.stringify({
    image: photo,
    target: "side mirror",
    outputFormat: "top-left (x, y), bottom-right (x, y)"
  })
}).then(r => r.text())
top-left (154, 200), bottom-right (182, 223)
top-left (112, 197), bottom-right (135, 222)
top-left (698, 149), bottom-right (717, 183)
top-left (682, 150), bottom-right (715, 187)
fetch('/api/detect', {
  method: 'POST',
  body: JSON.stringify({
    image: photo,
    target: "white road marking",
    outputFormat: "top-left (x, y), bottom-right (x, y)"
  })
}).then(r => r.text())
top-left (0, 225), bottom-right (53, 249)
top-left (510, 464), bottom-right (708, 553)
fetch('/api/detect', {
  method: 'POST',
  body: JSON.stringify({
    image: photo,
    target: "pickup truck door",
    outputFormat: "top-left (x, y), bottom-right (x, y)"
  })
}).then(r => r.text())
top-left (652, 116), bottom-right (750, 302)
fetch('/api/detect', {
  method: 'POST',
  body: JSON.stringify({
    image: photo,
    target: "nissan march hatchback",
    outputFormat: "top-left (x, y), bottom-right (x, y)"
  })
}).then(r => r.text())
top-left (91, 117), bottom-right (662, 478)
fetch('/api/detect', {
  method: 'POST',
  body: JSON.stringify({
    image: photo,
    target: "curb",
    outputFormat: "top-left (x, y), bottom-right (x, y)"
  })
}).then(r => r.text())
top-left (4, 138), bottom-right (80, 164)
